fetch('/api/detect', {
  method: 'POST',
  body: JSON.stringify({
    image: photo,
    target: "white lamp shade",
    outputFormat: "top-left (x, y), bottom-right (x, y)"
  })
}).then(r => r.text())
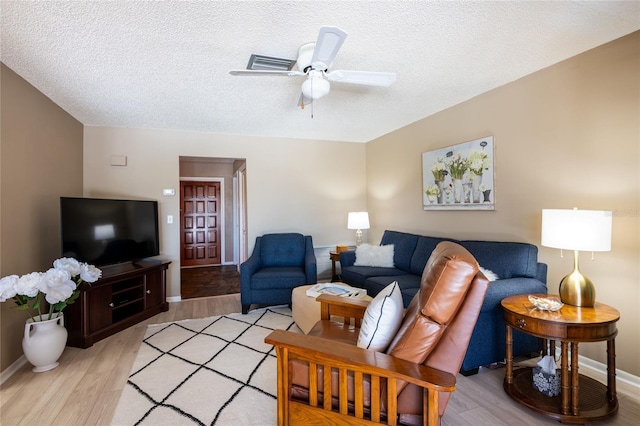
top-left (541, 209), bottom-right (612, 252)
top-left (301, 76), bottom-right (330, 100)
top-left (347, 212), bottom-right (370, 230)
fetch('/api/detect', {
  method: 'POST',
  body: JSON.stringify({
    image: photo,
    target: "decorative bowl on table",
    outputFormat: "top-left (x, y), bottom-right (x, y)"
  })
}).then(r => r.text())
top-left (528, 295), bottom-right (564, 312)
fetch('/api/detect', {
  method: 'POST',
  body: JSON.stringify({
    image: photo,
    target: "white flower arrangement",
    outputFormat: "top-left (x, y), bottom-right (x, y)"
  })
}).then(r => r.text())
top-left (425, 185), bottom-right (440, 197)
top-left (431, 158), bottom-right (447, 181)
top-left (447, 153), bottom-right (469, 179)
top-left (0, 258), bottom-right (102, 321)
top-left (468, 151), bottom-right (490, 175)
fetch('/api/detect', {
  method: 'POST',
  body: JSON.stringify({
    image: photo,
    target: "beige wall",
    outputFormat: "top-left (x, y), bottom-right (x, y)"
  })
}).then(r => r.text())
top-left (0, 64), bottom-right (83, 371)
top-left (82, 127), bottom-right (368, 299)
top-left (366, 32), bottom-right (639, 376)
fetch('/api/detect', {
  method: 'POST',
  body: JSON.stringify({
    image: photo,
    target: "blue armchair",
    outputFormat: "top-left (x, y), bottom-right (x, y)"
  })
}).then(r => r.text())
top-left (240, 233), bottom-right (317, 314)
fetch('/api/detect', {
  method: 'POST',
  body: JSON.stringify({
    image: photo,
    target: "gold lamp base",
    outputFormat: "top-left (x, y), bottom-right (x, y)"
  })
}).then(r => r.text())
top-left (559, 250), bottom-right (595, 307)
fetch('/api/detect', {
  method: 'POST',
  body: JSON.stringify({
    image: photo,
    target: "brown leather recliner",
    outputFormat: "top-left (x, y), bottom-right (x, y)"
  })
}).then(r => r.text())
top-left (265, 241), bottom-right (490, 425)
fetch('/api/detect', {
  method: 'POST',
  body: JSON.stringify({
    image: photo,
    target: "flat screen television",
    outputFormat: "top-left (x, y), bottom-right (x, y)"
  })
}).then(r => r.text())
top-left (60, 197), bottom-right (160, 267)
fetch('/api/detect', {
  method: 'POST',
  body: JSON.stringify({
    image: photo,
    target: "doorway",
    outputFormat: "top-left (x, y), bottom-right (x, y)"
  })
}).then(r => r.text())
top-left (180, 180), bottom-right (222, 267)
top-left (179, 157), bottom-right (247, 299)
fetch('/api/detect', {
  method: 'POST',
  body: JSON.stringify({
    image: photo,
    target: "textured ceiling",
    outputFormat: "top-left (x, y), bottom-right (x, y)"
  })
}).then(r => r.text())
top-left (2, 1), bottom-right (639, 143)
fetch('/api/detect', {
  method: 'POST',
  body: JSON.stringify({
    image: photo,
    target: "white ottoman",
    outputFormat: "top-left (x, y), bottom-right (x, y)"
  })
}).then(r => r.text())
top-left (292, 283), bottom-right (371, 334)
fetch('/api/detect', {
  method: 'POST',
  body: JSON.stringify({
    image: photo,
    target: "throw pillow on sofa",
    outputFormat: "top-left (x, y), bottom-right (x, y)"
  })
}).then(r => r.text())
top-left (354, 243), bottom-right (395, 268)
top-left (479, 266), bottom-right (499, 281)
top-left (357, 281), bottom-right (404, 351)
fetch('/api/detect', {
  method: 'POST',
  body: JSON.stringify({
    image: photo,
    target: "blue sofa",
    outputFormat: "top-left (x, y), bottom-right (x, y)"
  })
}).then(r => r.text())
top-left (340, 230), bottom-right (547, 375)
top-left (241, 233), bottom-right (317, 314)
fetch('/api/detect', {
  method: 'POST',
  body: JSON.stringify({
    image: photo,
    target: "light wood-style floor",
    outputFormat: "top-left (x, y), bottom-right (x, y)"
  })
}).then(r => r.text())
top-left (1, 294), bottom-right (638, 425)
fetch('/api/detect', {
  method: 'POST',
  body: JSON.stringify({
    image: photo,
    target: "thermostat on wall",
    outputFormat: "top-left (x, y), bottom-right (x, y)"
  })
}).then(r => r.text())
top-left (162, 188), bottom-right (176, 196)
top-left (110, 155), bottom-right (127, 166)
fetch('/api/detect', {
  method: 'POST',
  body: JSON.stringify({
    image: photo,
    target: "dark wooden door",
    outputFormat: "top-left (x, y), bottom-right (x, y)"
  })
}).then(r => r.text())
top-left (180, 181), bottom-right (222, 266)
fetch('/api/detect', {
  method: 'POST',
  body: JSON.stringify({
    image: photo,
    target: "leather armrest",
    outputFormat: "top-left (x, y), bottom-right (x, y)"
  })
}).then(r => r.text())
top-left (264, 329), bottom-right (456, 393)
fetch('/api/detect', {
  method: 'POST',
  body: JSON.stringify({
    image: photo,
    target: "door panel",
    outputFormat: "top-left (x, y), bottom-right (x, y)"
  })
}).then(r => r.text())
top-left (180, 181), bottom-right (222, 266)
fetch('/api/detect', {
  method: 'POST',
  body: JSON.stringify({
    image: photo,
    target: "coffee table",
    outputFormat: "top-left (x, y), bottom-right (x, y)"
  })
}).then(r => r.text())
top-left (292, 283), bottom-right (371, 334)
top-left (501, 294), bottom-right (620, 423)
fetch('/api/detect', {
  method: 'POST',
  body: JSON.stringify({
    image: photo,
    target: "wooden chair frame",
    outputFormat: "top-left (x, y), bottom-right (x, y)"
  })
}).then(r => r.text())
top-left (264, 295), bottom-right (456, 425)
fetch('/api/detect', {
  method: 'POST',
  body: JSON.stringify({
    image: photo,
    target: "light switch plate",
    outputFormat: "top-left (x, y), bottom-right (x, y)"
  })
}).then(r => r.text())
top-left (162, 188), bottom-right (176, 196)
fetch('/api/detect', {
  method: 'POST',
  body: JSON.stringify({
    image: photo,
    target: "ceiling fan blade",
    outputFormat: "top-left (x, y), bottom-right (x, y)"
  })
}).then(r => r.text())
top-left (326, 70), bottom-right (397, 86)
top-left (229, 70), bottom-right (304, 77)
top-left (310, 26), bottom-right (347, 70)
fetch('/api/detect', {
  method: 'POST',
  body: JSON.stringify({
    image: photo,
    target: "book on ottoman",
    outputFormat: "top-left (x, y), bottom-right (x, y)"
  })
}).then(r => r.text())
top-left (306, 283), bottom-right (366, 298)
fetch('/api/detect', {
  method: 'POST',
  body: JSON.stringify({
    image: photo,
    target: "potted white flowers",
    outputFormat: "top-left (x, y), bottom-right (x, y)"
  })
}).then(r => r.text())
top-left (431, 158), bottom-right (447, 182)
top-left (425, 185), bottom-right (440, 204)
top-left (0, 258), bottom-right (102, 372)
top-left (468, 151), bottom-right (490, 202)
top-left (447, 153), bottom-right (469, 203)
top-left (468, 151), bottom-right (490, 176)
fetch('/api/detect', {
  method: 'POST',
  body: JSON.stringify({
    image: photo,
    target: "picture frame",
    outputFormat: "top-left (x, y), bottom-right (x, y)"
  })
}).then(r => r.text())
top-left (422, 136), bottom-right (495, 210)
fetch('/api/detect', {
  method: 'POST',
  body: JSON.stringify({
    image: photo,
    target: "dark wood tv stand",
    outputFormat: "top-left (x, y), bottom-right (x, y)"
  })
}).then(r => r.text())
top-left (64, 260), bottom-right (171, 348)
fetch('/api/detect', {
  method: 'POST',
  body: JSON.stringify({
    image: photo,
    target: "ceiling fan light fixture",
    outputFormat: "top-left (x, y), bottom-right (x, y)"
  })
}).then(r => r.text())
top-left (301, 75), bottom-right (330, 100)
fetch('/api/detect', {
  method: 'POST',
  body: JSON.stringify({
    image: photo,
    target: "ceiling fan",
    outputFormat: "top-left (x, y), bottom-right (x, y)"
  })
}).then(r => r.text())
top-left (229, 26), bottom-right (397, 107)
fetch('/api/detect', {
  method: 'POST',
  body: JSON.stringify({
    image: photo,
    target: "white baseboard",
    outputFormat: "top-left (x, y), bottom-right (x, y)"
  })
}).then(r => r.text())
top-left (0, 355), bottom-right (27, 385)
top-left (578, 355), bottom-right (640, 402)
top-left (166, 296), bottom-right (181, 303)
top-left (549, 347), bottom-right (639, 402)
top-left (544, 346), bottom-right (640, 402)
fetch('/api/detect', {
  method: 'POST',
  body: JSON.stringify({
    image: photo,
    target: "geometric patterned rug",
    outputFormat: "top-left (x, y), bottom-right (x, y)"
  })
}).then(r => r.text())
top-left (111, 306), bottom-right (299, 425)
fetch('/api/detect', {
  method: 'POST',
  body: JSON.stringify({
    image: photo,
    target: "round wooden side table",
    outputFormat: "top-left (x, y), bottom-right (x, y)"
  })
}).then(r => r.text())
top-left (501, 294), bottom-right (620, 423)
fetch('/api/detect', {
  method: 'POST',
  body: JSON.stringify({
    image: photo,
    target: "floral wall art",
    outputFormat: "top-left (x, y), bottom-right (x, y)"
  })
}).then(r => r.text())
top-left (422, 136), bottom-right (495, 210)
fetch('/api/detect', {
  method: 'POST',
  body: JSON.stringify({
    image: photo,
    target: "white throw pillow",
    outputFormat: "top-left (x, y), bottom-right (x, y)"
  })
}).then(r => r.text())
top-left (479, 266), bottom-right (499, 281)
top-left (354, 244), bottom-right (395, 268)
top-left (357, 281), bottom-right (404, 351)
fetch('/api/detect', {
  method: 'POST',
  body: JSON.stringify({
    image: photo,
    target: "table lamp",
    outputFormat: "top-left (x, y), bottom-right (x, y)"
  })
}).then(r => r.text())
top-left (541, 208), bottom-right (612, 307)
top-left (347, 212), bottom-right (370, 246)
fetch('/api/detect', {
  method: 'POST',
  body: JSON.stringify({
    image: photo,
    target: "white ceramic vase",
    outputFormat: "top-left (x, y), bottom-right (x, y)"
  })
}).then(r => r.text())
top-left (471, 172), bottom-right (482, 203)
top-left (435, 180), bottom-right (444, 204)
top-left (22, 313), bottom-right (68, 372)
top-left (453, 178), bottom-right (463, 203)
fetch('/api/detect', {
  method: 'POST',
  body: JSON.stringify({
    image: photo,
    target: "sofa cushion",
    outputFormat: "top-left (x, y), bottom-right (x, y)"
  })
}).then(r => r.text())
top-left (366, 275), bottom-right (421, 307)
top-left (354, 243), bottom-right (395, 268)
top-left (341, 266), bottom-right (408, 288)
top-left (459, 240), bottom-right (539, 279)
top-left (409, 236), bottom-right (449, 275)
top-left (250, 267), bottom-right (307, 289)
top-left (357, 281), bottom-right (404, 351)
top-left (479, 277), bottom-right (547, 313)
top-left (260, 233), bottom-right (305, 267)
top-left (380, 230), bottom-right (419, 272)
